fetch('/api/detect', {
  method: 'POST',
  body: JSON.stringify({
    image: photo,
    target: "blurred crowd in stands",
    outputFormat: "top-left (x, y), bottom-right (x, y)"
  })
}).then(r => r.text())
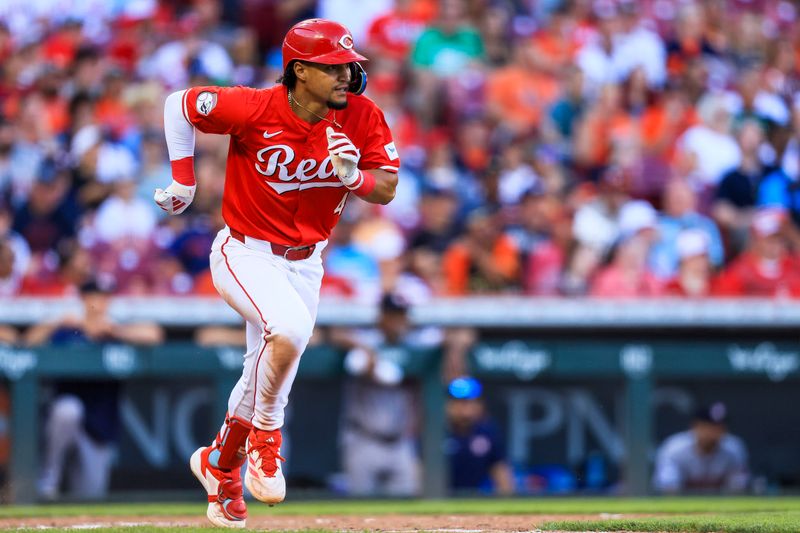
top-left (2, 0), bottom-right (800, 304)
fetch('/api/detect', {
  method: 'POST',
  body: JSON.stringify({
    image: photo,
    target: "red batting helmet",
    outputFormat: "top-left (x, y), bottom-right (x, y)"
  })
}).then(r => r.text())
top-left (282, 19), bottom-right (368, 70)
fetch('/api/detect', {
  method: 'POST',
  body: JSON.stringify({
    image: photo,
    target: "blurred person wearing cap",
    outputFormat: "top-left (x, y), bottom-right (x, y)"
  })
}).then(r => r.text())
top-left (25, 280), bottom-right (163, 501)
top-left (653, 402), bottom-right (749, 494)
top-left (330, 292), bottom-right (441, 496)
top-left (650, 178), bottom-right (724, 280)
top-left (713, 207), bottom-right (800, 297)
top-left (445, 376), bottom-right (514, 495)
top-left (663, 229), bottom-right (713, 297)
top-left (154, 17), bottom-right (400, 525)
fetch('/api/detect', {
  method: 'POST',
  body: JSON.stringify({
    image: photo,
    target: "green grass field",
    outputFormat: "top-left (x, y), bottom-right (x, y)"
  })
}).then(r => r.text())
top-left (1, 497), bottom-right (799, 532)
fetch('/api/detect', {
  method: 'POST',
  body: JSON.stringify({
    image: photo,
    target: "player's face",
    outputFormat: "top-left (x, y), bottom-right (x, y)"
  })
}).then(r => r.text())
top-left (307, 62), bottom-right (351, 110)
top-left (693, 421), bottom-right (725, 454)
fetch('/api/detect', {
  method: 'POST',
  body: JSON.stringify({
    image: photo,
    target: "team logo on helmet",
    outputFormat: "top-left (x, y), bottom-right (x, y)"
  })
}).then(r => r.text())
top-left (196, 91), bottom-right (217, 116)
top-left (338, 34), bottom-right (354, 50)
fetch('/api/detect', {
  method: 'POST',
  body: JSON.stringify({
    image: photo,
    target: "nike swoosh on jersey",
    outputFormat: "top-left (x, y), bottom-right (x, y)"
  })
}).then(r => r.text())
top-left (263, 130), bottom-right (283, 138)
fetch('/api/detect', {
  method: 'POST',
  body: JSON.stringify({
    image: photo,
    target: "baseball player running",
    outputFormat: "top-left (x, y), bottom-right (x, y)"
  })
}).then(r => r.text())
top-left (156, 19), bottom-right (399, 528)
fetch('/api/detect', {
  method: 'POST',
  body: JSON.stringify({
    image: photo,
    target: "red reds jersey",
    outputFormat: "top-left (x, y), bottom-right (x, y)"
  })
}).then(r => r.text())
top-left (182, 85), bottom-right (400, 246)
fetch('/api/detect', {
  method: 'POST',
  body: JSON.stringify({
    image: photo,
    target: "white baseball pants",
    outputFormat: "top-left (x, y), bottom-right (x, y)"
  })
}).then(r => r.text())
top-left (209, 226), bottom-right (326, 430)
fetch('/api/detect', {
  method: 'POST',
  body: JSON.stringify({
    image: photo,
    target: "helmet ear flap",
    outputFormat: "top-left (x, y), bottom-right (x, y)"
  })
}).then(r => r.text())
top-left (347, 62), bottom-right (367, 95)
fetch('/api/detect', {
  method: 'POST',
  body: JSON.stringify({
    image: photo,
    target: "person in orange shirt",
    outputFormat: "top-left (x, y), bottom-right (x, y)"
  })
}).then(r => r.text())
top-left (442, 209), bottom-right (519, 295)
top-left (528, 5), bottom-right (580, 76)
top-left (573, 83), bottom-right (636, 177)
top-left (485, 45), bottom-right (561, 137)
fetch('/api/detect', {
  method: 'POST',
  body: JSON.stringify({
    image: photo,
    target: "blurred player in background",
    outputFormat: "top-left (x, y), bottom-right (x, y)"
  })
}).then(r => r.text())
top-left (27, 281), bottom-right (163, 501)
top-left (653, 402), bottom-right (750, 494)
top-left (156, 18), bottom-right (399, 528)
top-left (334, 292), bottom-right (432, 496)
top-left (445, 376), bottom-right (514, 495)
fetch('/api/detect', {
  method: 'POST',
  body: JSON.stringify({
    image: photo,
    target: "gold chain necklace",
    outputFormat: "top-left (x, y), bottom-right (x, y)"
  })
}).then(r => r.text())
top-left (288, 89), bottom-right (341, 128)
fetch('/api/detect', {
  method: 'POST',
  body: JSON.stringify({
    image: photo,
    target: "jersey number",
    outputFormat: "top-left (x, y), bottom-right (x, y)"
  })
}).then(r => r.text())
top-left (334, 191), bottom-right (350, 215)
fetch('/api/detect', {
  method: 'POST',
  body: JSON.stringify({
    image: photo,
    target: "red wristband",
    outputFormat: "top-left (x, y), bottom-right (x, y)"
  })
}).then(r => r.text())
top-left (351, 170), bottom-right (376, 197)
top-left (171, 157), bottom-right (196, 186)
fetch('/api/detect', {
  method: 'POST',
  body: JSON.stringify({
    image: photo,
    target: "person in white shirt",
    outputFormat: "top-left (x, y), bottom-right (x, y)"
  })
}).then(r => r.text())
top-left (653, 402), bottom-right (750, 494)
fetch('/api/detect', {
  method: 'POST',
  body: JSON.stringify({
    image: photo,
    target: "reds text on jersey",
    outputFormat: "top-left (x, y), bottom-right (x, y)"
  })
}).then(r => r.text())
top-left (182, 85), bottom-right (400, 246)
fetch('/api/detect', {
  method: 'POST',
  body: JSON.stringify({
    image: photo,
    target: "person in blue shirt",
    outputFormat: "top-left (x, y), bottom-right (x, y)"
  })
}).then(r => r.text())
top-left (444, 376), bottom-right (514, 495)
top-left (757, 166), bottom-right (800, 227)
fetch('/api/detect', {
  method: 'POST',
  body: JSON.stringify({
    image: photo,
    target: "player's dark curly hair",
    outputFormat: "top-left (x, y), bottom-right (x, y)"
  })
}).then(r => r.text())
top-left (278, 62), bottom-right (298, 90)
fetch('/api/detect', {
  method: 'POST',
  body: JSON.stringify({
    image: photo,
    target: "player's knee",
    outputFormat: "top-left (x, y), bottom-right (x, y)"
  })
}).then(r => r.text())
top-left (269, 333), bottom-right (301, 360)
top-left (49, 395), bottom-right (84, 429)
top-left (268, 316), bottom-right (313, 355)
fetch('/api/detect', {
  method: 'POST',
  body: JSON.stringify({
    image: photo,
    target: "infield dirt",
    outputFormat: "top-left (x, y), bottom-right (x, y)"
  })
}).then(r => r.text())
top-left (0, 512), bottom-right (642, 531)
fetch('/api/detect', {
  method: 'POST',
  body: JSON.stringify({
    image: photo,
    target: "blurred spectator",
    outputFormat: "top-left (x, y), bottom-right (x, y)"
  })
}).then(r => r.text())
top-left (445, 376), bottom-right (513, 495)
top-left (614, 1), bottom-right (666, 88)
top-left (138, 14), bottom-right (234, 89)
top-left (12, 163), bottom-right (80, 255)
top-left (20, 241), bottom-right (93, 297)
top-left (650, 178), bottom-right (724, 279)
top-left (548, 65), bottom-right (586, 144)
top-left (714, 207), bottom-right (800, 297)
top-left (365, 0), bottom-right (433, 64)
top-left (675, 93), bottom-right (741, 189)
top-left (0, 202), bottom-right (31, 277)
top-left (757, 154), bottom-right (800, 229)
top-left (590, 201), bottom-right (662, 298)
top-left (332, 292), bottom-right (438, 496)
top-left (26, 281), bottom-right (163, 501)
top-left (564, 169), bottom-right (633, 295)
top-left (663, 229), bottom-right (713, 297)
top-left (653, 402), bottom-right (749, 494)
top-left (486, 45), bottom-right (560, 138)
top-left (713, 119), bottom-right (771, 255)
top-left (2, 0), bottom-right (800, 301)
top-left (442, 209), bottom-right (519, 295)
top-left (0, 238), bottom-right (21, 297)
top-left (410, 0), bottom-right (483, 78)
top-left (509, 187), bottom-right (567, 296)
top-left (91, 176), bottom-right (156, 244)
top-left (729, 67), bottom-right (790, 131)
top-left (410, 0), bottom-right (484, 125)
top-left (496, 142), bottom-right (541, 206)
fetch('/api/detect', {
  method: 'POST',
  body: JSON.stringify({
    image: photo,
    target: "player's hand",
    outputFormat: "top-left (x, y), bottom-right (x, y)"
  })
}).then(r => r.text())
top-left (154, 180), bottom-right (196, 215)
top-left (326, 127), bottom-right (361, 188)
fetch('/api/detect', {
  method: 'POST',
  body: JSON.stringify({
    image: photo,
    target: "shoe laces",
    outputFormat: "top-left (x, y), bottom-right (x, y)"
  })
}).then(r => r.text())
top-left (247, 429), bottom-right (286, 477)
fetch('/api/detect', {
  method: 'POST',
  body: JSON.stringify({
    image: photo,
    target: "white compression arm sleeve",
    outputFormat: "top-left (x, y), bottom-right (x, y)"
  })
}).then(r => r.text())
top-left (164, 90), bottom-right (195, 161)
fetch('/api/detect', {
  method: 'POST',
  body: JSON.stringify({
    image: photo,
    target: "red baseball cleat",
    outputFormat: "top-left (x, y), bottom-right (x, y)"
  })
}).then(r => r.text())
top-left (190, 445), bottom-right (247, 528)
top-left (244, 427), bottom-right (286, 504)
